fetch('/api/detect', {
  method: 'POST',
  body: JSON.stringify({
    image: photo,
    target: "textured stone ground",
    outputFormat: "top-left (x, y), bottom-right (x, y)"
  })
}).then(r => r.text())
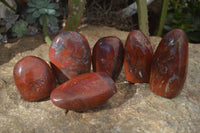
top-left (0, 25), bottom-right (199, 133)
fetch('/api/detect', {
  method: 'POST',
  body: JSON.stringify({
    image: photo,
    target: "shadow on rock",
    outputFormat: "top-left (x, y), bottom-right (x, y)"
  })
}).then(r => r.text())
top-left (0, 34), bottom-right (44, 65)
top-left (74, 81), bottom-right (136, 114)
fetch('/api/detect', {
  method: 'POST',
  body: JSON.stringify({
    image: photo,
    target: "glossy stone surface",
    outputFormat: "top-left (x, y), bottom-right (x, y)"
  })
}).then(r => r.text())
top-left (2, 26), bottom-right (200, 132)
top-left (92, 36), bottom-right (124, 80)
top-left (124, 30), bottom-right (153, 83)
top-left (50, 72), bottom-right (117, 111)
top-left (150, 29), bottom-right (188, 98)
top-left (49, 31), bottom-right (91, 84)
top-left (13, 56), bottom-right (56, 101)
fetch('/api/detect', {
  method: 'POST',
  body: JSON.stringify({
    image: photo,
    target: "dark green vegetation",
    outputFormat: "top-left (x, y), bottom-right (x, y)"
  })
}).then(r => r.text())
top-left (164, 0), bottom-right (200, 43)
top-left (0, 0), bottom-right (199, 44)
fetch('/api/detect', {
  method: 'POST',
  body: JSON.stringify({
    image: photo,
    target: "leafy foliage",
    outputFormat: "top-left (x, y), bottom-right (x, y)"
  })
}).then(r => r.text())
top-left (11, 20), bottom-right (28, 37)
top-left (164, 0), bottom-right (200, 43)
top-left (26, 0), bottom-right (60, 33)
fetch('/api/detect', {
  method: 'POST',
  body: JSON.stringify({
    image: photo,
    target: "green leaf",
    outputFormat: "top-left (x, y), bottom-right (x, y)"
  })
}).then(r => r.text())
top-left (47, 3), bottom-right (59, 9)
top-left (26, 0), bottom-right (60, 30)
top-left (27, 8), bottom-right (36, 13)
top-left (11, 20), bottom-right (28, 37)
top-left (32, 11), bottom-right (41, 18)
top-left (55, 12), bottom-right (60, 17)
top-left (27, 1), bottom-right (36, 8)
top-left (46, 9), bottom-right (56, 15)
top-left (26, 14), bottom-right (36, 24)
top-left (39, 8), bottom-right (46, 14)
top-left (38, 0), bottom-right (51, 8)
top-left (46, 15), bottom-right (58, 25)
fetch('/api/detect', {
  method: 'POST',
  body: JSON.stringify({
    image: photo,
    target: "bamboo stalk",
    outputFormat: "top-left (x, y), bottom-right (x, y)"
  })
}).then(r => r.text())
top-left (43, 15), bottom-right (52, 46)
top-left (136, 0), bottom-right (149, 38)
top-left (157, 0), bottom-right (169, 36)
top-left (63, 0), bottom-right (86, 31)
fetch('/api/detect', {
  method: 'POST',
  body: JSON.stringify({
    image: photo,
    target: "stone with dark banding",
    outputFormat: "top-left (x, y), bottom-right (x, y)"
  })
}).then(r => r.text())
top-left (13, 56), bottom-right (56, 101)
top-left (124, 30), bottom-right (153, 83)
top-left (150, 29), bottom-right (188, 98)
top-left (49, 31), bottom-right (91, 84)
top-left (92, 36), bottom-right (124, 80)
top-left (50, 72), bottom-right (117, 111)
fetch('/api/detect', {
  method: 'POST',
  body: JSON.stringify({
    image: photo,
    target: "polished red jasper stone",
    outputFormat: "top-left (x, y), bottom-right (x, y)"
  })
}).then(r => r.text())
top-left (13, 56), bottom-right (56, 101)
top-left (92, 36), bottom-right (124, 80)
top-left (49, 31), bottom-right (91, 84)
top-left (150, 29), bottom-right (188, 98)
top-left (124, 30), bottom-right (153, 83)
top-left (50, 72), bottom-right (117, 111)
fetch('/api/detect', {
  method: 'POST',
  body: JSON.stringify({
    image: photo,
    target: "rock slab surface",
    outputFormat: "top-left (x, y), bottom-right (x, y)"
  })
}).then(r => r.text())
top-left (0, 25), bottom-right (200, 133)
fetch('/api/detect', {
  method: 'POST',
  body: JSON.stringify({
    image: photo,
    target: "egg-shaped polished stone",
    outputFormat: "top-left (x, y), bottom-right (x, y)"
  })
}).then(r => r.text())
top-left (92, 36), bottom-right (124, 80)
top-left (124, 30), bottom-right (153, 83)
top-left (13, 56), bottom-right (56, 101)
top-left (50, 72), bottom-right (117, 111)
top-left (150, 29), bottom-right (188, 98)
top-left (49, 31), bottom-right (91, 84)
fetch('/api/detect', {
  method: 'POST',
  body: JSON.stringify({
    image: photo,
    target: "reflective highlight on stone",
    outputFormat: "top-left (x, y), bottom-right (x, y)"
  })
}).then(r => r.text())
top-left (92, 36), bottom-right (124, 80)
top-left (13, 56), bottom-right (56, 101)
top-left (150, 29), bottom-right (188, 98)
top-left (50, 72), bottom-right (117, 111)
top-left (124, 30), bottom-right (153, 83)
top-left (49, 31), bottom-right (91, 84)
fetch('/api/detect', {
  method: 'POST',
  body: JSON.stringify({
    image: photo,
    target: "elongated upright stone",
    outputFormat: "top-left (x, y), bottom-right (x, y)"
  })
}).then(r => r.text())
top-left (124, 30), bottom-right (153, 83)
top-left (92, 36), bottom-right (124, 81)
top-left (150, 29), bottom-right (188, 98)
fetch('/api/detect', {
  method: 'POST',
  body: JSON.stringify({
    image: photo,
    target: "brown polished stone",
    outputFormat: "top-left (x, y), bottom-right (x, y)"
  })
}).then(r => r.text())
top-left (49, 31), bottom-right (91, 84)
top-left (50, 72), bottom-right (117, 111)
top-left (124, 30), bottom-right (153, 83)
top-left (150, 29), bottom-right (188, 98)
top-left (92, 36), bottom-right (124, 80)
top-left (13, 56), bottom-right (56, 101)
